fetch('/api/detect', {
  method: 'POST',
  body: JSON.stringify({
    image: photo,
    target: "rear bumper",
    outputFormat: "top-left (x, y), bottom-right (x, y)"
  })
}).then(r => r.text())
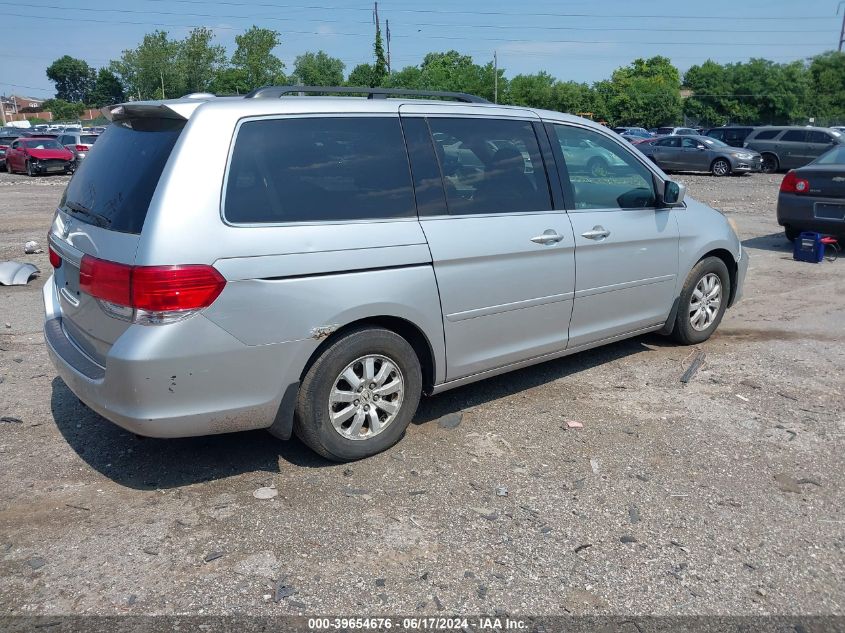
top-left (43, 276), bottom-right (313, 438)
top-left (777, 194), bottom-right (845, 237)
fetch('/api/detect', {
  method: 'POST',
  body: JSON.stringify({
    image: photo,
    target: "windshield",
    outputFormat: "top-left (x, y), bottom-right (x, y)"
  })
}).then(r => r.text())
top-left (60, 119), bottom-right (185, 234)
top-left (700, 137), bottom-right (729, 148)
top-left (24, 139), bottom-right (64, 150)
top-left (813, 146), bottom-right (845, 165)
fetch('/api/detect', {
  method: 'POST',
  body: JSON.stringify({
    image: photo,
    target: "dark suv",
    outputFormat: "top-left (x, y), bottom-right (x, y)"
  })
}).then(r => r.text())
top-left (743, 126), bottom-right (843, 173)
top-left (704, 126), bottom-right (756, 148)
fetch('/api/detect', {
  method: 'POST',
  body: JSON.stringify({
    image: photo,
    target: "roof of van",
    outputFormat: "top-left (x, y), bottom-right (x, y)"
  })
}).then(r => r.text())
top-left (106, 94), bottom-right (596, 129)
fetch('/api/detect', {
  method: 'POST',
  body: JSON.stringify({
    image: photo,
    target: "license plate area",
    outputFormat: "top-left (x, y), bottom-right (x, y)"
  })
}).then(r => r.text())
top-left (814, 203), bottom-right (845, 221)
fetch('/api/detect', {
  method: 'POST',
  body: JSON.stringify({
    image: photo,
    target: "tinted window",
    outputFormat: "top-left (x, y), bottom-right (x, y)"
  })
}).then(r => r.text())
top-left (427, 117), bottom-right (552, 215)
top-left (707, 130), bottom-right (725, 141)
top-left (61, 119), bottom-right (185, 234)
top-left (807, 131), bottom-right (833, 144)
top-left (225, 117), bottom-right (414, 224)
top-left (752, 129), bottom-right (779, 140)
top-left (401, 117), bottom-right (448, 216)
top-left (656, 137), bottom-right (681, 147)
top-left (781, 130), bottom-right (807, 142)
top-left (814, 146), bottom-right (845, 164)
top-left (552, 124), bottom-right (656, 210)
top-left (656, 127), bottom-right (674, 135)
top-left (682, 137), bottom-right (702, 148)
top-left (81, 134), bottom-right (98, 144)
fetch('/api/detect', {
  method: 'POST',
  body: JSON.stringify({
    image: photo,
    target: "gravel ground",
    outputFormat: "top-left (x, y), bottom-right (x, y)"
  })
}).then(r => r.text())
top-left (0, 171), bottom-right (843, 618)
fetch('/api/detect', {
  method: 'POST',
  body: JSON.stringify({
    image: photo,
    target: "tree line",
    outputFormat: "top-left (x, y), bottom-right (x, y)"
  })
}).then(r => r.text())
top-left (41, 25), bottom-right (845, 127)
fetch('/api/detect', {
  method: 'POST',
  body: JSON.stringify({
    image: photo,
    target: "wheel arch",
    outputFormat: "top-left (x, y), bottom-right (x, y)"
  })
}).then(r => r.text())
top-left (300, 315), bottom-right (438, 394)
top-left (699, 248), bottom-right (738, 307)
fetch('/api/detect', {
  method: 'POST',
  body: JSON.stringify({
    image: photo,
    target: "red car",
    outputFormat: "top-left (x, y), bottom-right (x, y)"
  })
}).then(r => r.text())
top-left (5, 136), bottom-right (74, 176)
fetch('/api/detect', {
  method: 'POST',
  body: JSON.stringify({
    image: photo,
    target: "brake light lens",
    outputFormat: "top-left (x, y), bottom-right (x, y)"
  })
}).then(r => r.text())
top-left (48, 245), bottom-right (62, 268)
top-left (780, 170), bottom-right (810, 194)
top-left (78, 255), bottom-right (225, 321)
top-left (75, 144), bottom-right (88, 152)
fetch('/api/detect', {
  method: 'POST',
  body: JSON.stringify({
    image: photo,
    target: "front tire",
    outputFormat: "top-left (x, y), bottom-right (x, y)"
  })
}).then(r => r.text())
top-left (294, 326), bottom-right (422, 462)
top-left (25, 161), bottom-right (34, 177)
top-left (671, 257), bottom-right (731, 345)
top-left (711, 158), bottom-right (731, 177)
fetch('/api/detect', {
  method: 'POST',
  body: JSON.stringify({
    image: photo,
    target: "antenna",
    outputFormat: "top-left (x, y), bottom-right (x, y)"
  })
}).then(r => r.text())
top-left (386, 19), bottom-right (392, 73)
top-left (838, 2), bottom-right (845, 52)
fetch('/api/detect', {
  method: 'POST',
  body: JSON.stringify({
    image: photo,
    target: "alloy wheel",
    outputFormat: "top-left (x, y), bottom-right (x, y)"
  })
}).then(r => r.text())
top-left (328, 354), bottom-right (405, 440)
top-left (689, 272), bottom-right (722, 331)
top-left (712, 159), bottom-right (730, 176)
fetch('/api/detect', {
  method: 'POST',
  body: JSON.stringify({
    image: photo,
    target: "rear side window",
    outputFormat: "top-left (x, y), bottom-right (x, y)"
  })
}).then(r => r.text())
top-left (781, 130), bottom-right (807, 142)
top-left (427, 117), bottom-right (552, 215)
top-left (752, 129), bottom-right (779, 140)
top-left (807, 131), bottom-right (833, 144)
top-left (707, 130), bottom-right (724, 141)
top-left (61, 120), bottom-right (184, 234)
top-left (224, 117), bottom-right (415, 224)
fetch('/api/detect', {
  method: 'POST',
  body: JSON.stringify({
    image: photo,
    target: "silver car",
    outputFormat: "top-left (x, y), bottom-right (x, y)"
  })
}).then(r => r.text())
top-left (57, 131), bottom-right (99, 164)
top-left (639, 135), bottom-right (763, 176)
top-left (44, 87), bottom-right (747, 461)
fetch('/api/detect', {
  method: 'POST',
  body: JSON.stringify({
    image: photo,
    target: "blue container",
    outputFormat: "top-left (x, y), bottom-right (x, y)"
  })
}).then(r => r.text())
top-left (793, 231), bottom-right (825, 263)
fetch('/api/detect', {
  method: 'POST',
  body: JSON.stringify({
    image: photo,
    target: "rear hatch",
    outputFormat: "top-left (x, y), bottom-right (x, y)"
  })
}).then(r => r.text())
top-left (49, 108), bottom-right (187, 365)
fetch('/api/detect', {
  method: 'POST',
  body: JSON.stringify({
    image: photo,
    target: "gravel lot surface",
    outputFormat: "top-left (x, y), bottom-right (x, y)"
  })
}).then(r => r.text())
top-left (0, 171), bottom-right (843, 617)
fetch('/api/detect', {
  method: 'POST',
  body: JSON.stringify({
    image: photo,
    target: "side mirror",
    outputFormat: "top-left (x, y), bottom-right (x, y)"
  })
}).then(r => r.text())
top-left (662, 180), bottom-right (686, 207)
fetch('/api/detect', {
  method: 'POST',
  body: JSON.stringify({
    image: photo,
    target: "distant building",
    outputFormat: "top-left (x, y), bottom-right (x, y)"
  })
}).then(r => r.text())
top-left (1, 94), bottom-right (52, 122)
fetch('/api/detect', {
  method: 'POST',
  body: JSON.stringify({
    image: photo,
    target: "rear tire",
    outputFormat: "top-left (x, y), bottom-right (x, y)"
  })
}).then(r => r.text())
top-left (671, 257), bottom-right (731, 345)
top-left (294, 326), bottom-right (422, 462)
top-left (711, 158), bottom-right (731, 177)
top-left (761, 153), bottom-right (779, 173)
top-left (784, 226), bottom-right (800, 241)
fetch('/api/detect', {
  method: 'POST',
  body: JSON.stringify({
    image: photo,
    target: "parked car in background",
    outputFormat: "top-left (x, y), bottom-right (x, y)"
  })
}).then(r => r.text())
top-left (743, 126), bottom-right (843, 173)
top-left (777, 144), bottom-right (845, 241)
top-left (58, 131), bottom-right (99, 165)
top-left (612, 126), bottom-right (652, 138)
top-left (5, 136), bottom-right (74, 176)
top-left (705, 126), bottom-right (757, 148)
top-left (639, 135), bottom-right (763, 176)
top-left (656, 126), bottom-right (698, 136)
top-left (0, 128), bottom-right (32, 168)
top-left (43, 87), bottom-right (746, 461)
top-left (91, 126), bottom-right (107, 134)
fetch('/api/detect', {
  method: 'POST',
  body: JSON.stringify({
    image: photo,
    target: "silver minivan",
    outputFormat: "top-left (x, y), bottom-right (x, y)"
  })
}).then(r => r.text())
top-left (44, 87), bottom-right (747, 461)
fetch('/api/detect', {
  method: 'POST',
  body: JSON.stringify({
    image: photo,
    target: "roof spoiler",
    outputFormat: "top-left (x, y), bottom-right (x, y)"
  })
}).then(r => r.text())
top-left (102, 100), bottom-right (202, 122)
top-left (243, 85), bottom-right (489, 104)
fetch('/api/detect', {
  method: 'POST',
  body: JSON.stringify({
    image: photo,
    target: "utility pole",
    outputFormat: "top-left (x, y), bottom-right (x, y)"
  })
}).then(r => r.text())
top-left (386, 19), bottom-right (391, 73)
top-left (160, 70), bottom-right (165, 100)
top-left (493, 51), bottom-right (498, 104)
top-left (838, 2), bottom-right (845, 52)
top-left (0, 95), bottom-right (7, 126)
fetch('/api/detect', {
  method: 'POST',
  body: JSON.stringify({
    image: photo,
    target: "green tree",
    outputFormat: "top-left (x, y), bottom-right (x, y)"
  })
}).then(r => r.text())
top-left (110, 30), bottom-right (182, 100)
top-left (209, 68), bottom-right (251, 95)
top-left (231, 26), bottom-right (285, 89)
top-left (42, 99), bottom-right (86, 121)
top-left (46, 56), bottom-right (95, 102)
top-left (292, 51), bottom-right (345, 86)
top-left (88, 68), bottom-right (125, 107)
top-left (605, 56), bottom-right (682, 127)
top-left (347, 63), bottom-right (377, 87)
top-left (372, 22), bottom-right (388, 86)
top-left (178, 27), bottom-right (226, 94)
top-left (383, 65), bottom-right (422, 90)
top-left (807, 52), bottom-right (845, 124)
top-left (506, 71), bottom-right (556, 109)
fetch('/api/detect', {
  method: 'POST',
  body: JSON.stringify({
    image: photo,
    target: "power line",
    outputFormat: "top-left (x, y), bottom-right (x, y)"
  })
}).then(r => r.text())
top-left (2, 1), bottom-right (830, 34)
top-left (3, 10), bottom-right (828, 47)
top-left (142, 0), bottom-right (831, 20)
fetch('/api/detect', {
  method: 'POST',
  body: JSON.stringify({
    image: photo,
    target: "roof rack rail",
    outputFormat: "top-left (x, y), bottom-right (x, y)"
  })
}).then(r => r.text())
top-left (243, 85), bottom-right (489, 104)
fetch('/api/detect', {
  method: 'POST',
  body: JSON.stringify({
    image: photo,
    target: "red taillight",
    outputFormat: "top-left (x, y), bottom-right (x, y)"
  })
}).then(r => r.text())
top-left (132, 265), bottom-right (226, 311)
top-left (75, 144), bottom-right (88, 152)
top-left (780, 170), bottom-right (810, 194)
top-left (80, 255), bottom-right (132, 306)
top-left (48, 245), bottom-right (62, 268)
top-left (79, 255), bottom-right (225, 312)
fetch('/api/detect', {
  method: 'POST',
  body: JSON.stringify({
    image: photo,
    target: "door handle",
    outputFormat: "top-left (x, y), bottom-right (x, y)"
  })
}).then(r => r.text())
top-left (581, 226), bottom-right (611, 240)
top-left (530, 229), bottom-right (564, 245)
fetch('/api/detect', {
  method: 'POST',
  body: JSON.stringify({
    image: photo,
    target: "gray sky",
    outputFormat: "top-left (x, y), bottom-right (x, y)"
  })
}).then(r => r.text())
top-left (1, 0), bottom-right (841, 98)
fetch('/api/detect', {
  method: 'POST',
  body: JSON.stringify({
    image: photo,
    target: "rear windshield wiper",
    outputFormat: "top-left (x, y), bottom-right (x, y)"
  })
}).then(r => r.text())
top-left (64, 201), bottom-right (112, 228)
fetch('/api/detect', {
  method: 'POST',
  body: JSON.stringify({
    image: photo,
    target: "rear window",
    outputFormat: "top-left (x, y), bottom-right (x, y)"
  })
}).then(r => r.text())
top-left (60, 119), bottom-right (184, 234)
top-left (814, 146), bottom-right (845, 164)
top-left (224, 117), bottom-right (415, 224)
top-left (752, 129), bottom-right (779, 140)
top-left (81, 134), bottom-right (98, 144)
